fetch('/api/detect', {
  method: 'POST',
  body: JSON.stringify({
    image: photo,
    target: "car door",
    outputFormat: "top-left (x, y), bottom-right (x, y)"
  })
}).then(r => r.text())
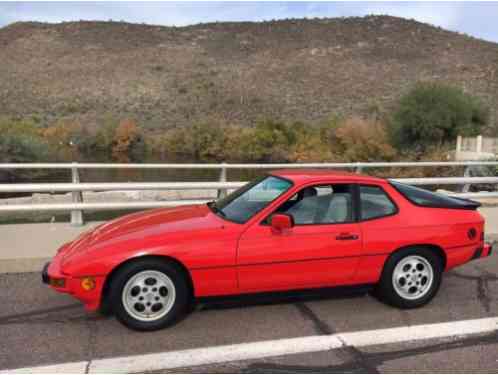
top-left (237, 183), bottom-right (363, 292)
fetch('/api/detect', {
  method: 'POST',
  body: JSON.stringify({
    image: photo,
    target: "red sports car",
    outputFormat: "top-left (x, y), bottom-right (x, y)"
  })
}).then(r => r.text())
top-left (43, 170), bottom-right (492, 331)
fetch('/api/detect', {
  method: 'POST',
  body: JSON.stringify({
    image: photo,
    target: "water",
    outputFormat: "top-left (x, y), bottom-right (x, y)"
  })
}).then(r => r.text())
top-left (0, 167), bottom-right (269, 198)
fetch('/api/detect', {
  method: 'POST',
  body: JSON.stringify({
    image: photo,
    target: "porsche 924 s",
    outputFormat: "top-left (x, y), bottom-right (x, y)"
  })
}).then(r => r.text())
top-left (42, 170), bottom-right (492, 330)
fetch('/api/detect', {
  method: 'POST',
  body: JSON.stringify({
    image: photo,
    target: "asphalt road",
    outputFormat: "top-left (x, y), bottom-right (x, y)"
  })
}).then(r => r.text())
top-left (1, 251), bottom-right (497, 373)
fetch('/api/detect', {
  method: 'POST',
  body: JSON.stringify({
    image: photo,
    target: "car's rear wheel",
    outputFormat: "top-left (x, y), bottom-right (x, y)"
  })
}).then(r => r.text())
top-left (376, 248), bottom-right (443, 308)
top-left (108, 258), bottom-right (191, 331)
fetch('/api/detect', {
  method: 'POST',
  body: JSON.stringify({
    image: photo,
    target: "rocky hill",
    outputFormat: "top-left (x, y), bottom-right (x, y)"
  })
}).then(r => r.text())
top-left (1, 15), bottom-right (497, 131)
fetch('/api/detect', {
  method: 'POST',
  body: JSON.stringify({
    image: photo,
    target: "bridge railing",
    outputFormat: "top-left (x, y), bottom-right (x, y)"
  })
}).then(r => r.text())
top-left (1, 161), bottom-right (497, 225)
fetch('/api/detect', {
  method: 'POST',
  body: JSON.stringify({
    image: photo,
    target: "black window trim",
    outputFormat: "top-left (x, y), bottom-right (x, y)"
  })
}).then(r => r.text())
top-left (357, 183), bottom-right (399, 222)
top-left (262, 182), bottom-right (358, 226)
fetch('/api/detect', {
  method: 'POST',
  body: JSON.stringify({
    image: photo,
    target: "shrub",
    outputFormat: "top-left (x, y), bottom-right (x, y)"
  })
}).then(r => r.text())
top-left (329, 117), bottom-right (397, 162)
top-left (238, 120), bottom-right (298, 162)
top-left (112, 119), bottom-right (146, 162)
top-left (156, 119), bottom-right (303, 163)
top-left (288, 122), bottom-right (335, 162)
top-left (0, 133), bottom-right (50, 163)
top-left (0, 118), bottom-right (50, 163)
top-left (150, 117), bottom-right (396, 164)
top-left (162, 122), bottom-right (228, 161)
top-left (390, 82), bottom-right (489, 151)
top-left (190, 123), bottom-right (228, 161)
top-left (94, 115), bottom-right (120, 153)
top-left (41, 120), bottom-right (84, 161)
top-left (288, 133), bottom-right (335, 162)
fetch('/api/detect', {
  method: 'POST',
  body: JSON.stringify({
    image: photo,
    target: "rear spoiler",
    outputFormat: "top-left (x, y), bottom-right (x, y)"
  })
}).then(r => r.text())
top-left (447, 196), bottom-right (482, 210)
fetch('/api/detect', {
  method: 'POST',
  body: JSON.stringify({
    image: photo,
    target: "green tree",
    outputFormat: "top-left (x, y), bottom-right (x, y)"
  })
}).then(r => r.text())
top-left (390, 82), bottom-right (489, 151)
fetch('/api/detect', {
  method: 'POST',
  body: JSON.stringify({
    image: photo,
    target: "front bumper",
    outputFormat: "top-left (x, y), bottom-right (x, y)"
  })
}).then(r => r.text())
top-left (42, 262), bottom-right (49, 284)
top-left (42, 253), bottom-right (105, 311)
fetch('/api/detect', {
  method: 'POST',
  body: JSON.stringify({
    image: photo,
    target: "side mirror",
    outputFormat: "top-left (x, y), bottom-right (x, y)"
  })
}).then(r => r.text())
top-left (270, 213), bottom-right (294, 234)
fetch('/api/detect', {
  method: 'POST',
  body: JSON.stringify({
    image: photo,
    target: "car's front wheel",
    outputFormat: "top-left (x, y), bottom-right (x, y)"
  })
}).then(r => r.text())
top-left (109, 258), bottom-right (191, 331)
top-left (376, 248), bottom-right (443, 308)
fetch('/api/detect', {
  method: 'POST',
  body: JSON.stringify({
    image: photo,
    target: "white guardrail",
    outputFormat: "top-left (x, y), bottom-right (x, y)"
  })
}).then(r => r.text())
top-left (1, 161), bottom-right (497, 225)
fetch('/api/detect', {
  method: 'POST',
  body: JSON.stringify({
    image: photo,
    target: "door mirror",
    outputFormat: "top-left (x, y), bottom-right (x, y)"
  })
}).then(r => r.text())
top-left (270, 213), bottom-right (294, 233)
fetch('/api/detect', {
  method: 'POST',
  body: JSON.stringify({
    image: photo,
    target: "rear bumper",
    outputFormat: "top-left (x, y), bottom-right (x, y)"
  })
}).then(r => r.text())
top-left (446, 242), bottom-right (493, 270)
top-left (471, 243), bottom-right (493, 260)
top-left (483, 243), bottom-right (493, 257)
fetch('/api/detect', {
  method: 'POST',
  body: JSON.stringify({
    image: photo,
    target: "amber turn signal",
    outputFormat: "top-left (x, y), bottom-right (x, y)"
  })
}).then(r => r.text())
top-left (81, 277), bottom-right (96, 291)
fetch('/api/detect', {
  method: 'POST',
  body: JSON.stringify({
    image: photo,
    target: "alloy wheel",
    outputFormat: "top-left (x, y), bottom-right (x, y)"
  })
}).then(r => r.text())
top-left (122, 270), bottom-right (176, 322)
top-left (392, 255), bottom-right (434, 300)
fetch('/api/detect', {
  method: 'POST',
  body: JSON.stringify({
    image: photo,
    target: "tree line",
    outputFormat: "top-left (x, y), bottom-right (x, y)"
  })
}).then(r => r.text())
top-left (0, 82), bottom-right (490, 168)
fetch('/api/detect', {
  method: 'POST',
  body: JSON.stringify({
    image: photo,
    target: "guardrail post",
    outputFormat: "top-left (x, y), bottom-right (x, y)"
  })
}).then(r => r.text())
top-left (456, 135), bottom-right (462, 153)
top-left (462, 165), bottom-right (471, 193)
top-left (476, 135), bottom-right (483, 154)
top-left (355, 163), bottom-right (363, 174)
top-left (70, 163), bottom-right (84, 226)
top-left (217, 163), bottom-right (228, 199)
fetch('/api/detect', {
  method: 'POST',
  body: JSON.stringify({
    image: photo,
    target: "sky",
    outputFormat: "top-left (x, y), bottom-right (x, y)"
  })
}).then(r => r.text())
top-left (1, 1), bottom-right (498, 43)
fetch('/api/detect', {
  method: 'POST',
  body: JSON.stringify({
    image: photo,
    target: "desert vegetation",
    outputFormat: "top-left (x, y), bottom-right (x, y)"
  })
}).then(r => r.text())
top-left (389, 82), bottom-right (489, 152)
top-left (0, 82), bottom-right (490, 172)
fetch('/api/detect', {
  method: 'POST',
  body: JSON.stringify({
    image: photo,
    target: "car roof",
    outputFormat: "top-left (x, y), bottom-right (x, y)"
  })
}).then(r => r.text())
top-left (270, 169), bottom-right (387, 185)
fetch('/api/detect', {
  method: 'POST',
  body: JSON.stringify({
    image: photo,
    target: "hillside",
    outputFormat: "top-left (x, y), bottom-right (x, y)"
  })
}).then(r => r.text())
top-left (0, 15), bottom-right (497, 131)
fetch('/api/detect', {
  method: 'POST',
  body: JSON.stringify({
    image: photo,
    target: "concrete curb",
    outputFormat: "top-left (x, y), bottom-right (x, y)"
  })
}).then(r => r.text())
top-left (0, 257), bottom-right (52, 274)
top-left (0, 221), bottom-right (103, 274)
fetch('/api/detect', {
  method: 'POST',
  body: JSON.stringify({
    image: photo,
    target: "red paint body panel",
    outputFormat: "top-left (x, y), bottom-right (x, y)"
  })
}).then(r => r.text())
top-left (44, 170), bottom-right (491, 311)
top-left (238, 222), bottom-right (362, 291)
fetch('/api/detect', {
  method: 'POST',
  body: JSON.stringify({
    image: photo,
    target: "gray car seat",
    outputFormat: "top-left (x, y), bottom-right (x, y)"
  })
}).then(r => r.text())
top-left (286, 187), bottom-right (318, 224)
top-left (287, 188), bottom-right (352, 224)
top-left (318, 193), bottom-right (352, 223)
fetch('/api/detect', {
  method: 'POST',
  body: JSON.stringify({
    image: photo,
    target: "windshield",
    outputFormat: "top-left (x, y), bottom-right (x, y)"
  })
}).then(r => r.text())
top-left (211, 175), bottom-right (293, 223)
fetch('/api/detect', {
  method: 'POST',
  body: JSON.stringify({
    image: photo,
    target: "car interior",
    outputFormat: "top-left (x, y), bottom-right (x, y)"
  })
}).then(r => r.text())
top-left (275, 185), bottom-right (353, 224)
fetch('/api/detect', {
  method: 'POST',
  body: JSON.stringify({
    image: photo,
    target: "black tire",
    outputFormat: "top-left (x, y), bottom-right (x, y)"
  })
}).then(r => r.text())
top-left (108, 258), bottom-right (191, 331)
top-left (376, 247), bottom-right (443, 309)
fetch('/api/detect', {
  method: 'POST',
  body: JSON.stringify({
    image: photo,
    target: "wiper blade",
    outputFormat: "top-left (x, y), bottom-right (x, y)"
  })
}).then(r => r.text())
top-left (207, 201), bottom-right (226, 217)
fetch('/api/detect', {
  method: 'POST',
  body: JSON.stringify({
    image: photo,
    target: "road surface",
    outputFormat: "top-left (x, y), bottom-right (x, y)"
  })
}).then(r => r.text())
top-left (1, 249), bottom-right (497, 373)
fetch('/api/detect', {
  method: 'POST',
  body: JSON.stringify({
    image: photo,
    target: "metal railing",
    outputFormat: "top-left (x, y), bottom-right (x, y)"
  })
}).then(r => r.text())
top-left (1, 161), bottom-right (497, 226)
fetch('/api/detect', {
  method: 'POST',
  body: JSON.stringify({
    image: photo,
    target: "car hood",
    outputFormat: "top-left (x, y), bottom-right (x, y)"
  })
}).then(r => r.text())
top-left (94, 204), bottom-right (221, 239)
top-left (61, 204), bottom-right (224, 261)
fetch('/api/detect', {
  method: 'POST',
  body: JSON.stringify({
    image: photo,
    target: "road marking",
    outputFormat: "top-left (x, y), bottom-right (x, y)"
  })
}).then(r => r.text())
top-left (3, 316), bottom-right (498, 373)
top-left (0, 362), bottom-right (89, 374)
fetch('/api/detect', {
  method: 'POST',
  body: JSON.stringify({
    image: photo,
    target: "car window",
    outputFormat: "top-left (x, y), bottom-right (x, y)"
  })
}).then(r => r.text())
top-left (389, 180), bottom-right (480, 209)
top-left (274, 184), bottom-right (353, 225)
top-left (360, 185), bottom-right (397, 220)
top-left (215, 175), bottom-right (293, 223)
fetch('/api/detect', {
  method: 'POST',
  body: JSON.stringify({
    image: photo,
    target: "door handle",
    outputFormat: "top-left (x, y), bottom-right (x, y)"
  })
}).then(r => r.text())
top-left (336, 233), bottom-right (359, 241)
